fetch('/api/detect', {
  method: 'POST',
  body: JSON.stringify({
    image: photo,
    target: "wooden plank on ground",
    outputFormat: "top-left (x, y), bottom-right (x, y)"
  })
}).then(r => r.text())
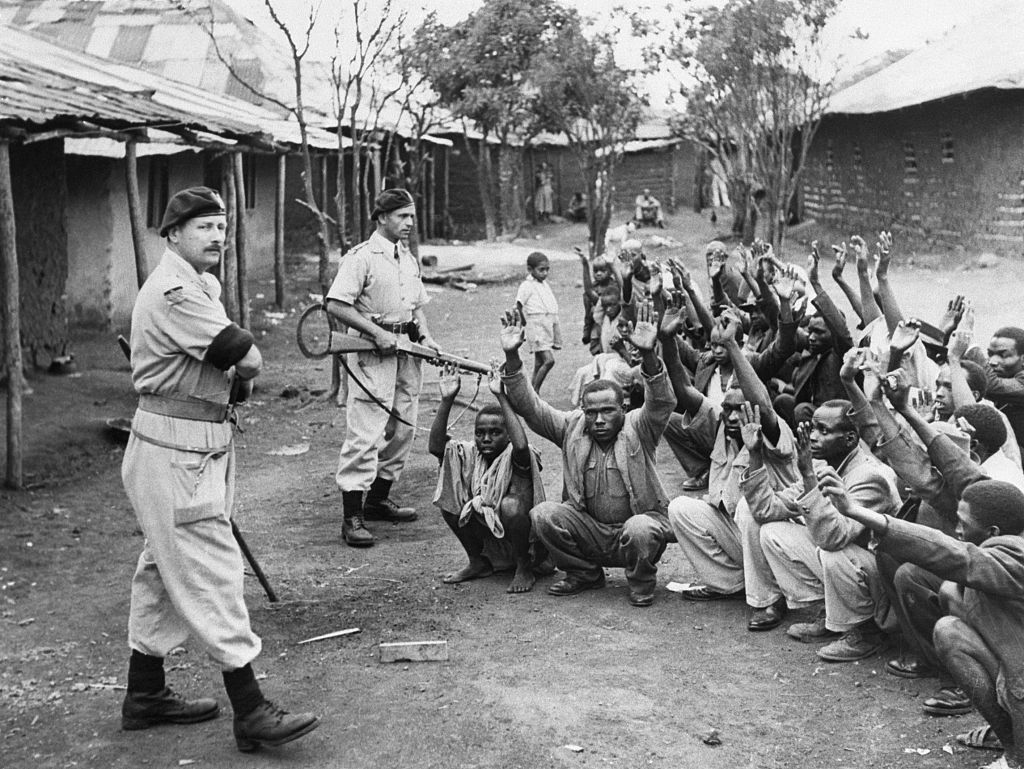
top-left (379, 640), bottom-right (449, 663)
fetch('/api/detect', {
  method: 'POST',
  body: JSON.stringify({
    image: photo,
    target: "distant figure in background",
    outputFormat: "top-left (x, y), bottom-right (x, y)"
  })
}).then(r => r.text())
top-left (567, 191), bottom-right (588, 223)
top-left (535, 162), bottom-right (554, 223)
top-left (634, 188), bottom-right (665, 228)
top-left (709, 156), bottom-right (731, 225)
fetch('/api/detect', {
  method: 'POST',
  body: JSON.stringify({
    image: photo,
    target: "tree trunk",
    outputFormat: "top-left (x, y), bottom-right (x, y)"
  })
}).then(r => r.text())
top-left (220, 159), bottom-right (239, 323)
top-left (497, 144), bottom-right (523, 238)
top-left (334, 145), bottom-right (348, 254)
top-left (124, 140), bottom-right (148, 289)
top-left (233, 153), bottom-right (250, 330)
top-left (274, 154), bottom-right (286, 308)
top-left (0, 140), bottom-right (23, 489)
top-left (477, 139), bottom-right (498, 241)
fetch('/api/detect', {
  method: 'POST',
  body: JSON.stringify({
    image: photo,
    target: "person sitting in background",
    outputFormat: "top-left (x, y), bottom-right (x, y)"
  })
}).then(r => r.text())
top-left (567, 191), bottom-right (588, 223)
top-left (634, 188), bottom-right (665, 228)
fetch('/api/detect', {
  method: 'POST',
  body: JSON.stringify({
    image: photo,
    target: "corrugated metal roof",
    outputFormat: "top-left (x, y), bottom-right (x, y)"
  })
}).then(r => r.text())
top-left (0, 25), bottom-right (341, 150)
top-left (827, 2), bottom-right (1024, 115)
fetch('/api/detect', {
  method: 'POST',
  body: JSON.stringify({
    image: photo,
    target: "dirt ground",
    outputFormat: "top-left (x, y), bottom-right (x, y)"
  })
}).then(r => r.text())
top-left (2, 209), bottom-right (1022, 769)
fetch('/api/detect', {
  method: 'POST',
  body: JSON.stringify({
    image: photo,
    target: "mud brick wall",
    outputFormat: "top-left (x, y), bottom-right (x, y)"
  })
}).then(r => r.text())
top-left (11, 139), bottom-right (69, 365)
top-left (802, 89), bottom-right (1024, 255)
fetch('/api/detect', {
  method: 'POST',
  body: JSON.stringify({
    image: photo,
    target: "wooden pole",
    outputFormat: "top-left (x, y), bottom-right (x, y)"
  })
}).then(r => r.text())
top-left (220, 157), bottom-right (239, 323)
top-left (125, 140), bottom-right (148, 288)
top-left (274, 154), bottom-right (286, 309)
top-left (233, 152), bottom-right (250, 330)
top-left (0, 140), bottom-right (23, 489)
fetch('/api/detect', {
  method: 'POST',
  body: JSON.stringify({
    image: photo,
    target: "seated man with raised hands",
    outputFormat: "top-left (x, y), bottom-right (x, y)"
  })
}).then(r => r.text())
top-left (499, 300), bottom-right (677, 607)
top-left (430, 363), bottom-right (548, 594)
top-left (824, 475), bottom-right (1024, 769)
top-left (664, 310), bottom-right (801, 630)
top-left (743, 396), bottom-right (901, 659)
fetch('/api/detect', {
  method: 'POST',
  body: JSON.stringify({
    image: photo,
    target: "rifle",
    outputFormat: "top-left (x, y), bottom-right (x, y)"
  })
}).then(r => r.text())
top-left (296, 303), bottom-right (489, 375)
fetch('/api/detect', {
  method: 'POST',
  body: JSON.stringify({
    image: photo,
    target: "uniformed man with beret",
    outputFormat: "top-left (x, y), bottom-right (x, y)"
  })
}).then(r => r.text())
top-left (121, 186), bottom-right (319, 751)
top-left (326, 188), bottom-right (441, 546)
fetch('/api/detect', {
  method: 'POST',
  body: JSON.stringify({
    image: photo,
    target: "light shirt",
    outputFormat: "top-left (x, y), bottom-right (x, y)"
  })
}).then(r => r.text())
top-left (583, 444), bottom-right (632, 523)
top-left (515, 274), bottom-right (559, 315)
top-left (326, 230), bottom-right (429, 324)
top-left (982, 451), bottom-right (1024, 493)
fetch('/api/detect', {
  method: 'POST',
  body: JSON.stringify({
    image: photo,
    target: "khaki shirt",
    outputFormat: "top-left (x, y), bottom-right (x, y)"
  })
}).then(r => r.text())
top-left (326, 230), bottom-right (429, 324)
top-left (129, 248), bottom-right (236, 450)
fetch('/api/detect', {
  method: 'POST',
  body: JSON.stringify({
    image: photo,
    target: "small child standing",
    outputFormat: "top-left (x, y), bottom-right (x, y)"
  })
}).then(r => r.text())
top-left (515, 251), bottom-right (562, 393)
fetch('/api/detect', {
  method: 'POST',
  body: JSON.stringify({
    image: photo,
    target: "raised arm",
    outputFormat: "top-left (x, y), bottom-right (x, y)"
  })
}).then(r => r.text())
top-left (871, 231), bottom-right (904, 334)
top-left (429, 363), bottom-right (461, 459)
top-left (946, 325), bottom-right (978, 411)
top-left (718, 312), bottom-right (781, 444)
top-left (838, 348), bottom-right (881, 447)
top-left (671, 259), bottom-right (715, 335)
top-left (808, 251), bottom-right (855, 356)
top-left (577, 246), bottom-right (598, 302)
top-left (848, 237), bottom-right (882, 327)
top-left (829, 240), bottom-right (864, 325)
top-left (488, 363), bottom-right (529, 461)
top-left (659, 293), bottom-right (705, 416)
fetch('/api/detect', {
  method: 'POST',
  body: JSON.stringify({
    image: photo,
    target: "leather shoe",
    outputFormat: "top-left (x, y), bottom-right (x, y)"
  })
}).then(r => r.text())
top-left (342, 515), bottom-right (375, 547)
top-left (121, 687), bottom-right (219, 731)
top-left (886, 655), bottom-right (935, 679)
top-left (680, 584), bottom-right (744, 602)
top-left (748, 598), bottom-right (787, 632)
top-left (234, 700), bottom-right (320, 752)
top-left (362, 497), bottom-right (417, 522)
top-left (548, 572), bottom-right (605, 596)
top-left (922, 686), bottom-right (973, 716)
top-left (628, 590), bottom-right (654, 607)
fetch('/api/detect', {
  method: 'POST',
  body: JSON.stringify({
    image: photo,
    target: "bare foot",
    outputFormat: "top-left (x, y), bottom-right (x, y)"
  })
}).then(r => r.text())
top-left (506, 563), bottom-right (536, 593)
top-left (443, 560), bottom-right (493, 584)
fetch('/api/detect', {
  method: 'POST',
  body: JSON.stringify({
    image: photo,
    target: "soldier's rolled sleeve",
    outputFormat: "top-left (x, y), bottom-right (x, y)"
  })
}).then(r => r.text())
top-left (156, 286), bottom-right (236, 363)
top-left (326, 250), bottom-right (369, 305)
top-left (204, 324), bottom-right (255, 370)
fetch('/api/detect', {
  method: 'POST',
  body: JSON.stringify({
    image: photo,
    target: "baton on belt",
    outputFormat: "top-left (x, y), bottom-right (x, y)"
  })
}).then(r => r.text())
top-left (118, 335), bottom-right (278, 603)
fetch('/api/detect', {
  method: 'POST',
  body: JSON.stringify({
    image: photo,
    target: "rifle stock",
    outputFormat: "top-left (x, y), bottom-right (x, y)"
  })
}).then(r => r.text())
top-left (329, 332), bottom-right (490, 375)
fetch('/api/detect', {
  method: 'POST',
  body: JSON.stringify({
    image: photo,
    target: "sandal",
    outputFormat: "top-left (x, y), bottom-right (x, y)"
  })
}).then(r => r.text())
top-left (956, 724), bottom-right (1003, 751)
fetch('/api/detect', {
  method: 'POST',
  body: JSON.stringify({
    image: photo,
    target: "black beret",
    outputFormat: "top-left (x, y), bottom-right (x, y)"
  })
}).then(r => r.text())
top-left (370, 188), bottom-right (415, 221)
top-left (159, 186), bottom-right (226, 237)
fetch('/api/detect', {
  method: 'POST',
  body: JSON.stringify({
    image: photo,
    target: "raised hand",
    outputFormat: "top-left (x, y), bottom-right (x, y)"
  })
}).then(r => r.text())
top-left (575, 245), bottom-right (588, 264)
top-left (795, 421), bottom-right (814, 477)
top-left (669, 259), bottom-right (693, 291)
top-left (807, 246), bottom-right (820, 286)
top-left (939, 295), bottom-right (965, 338)
top-left (438, 361), bottom-right (462, 400)
top-left (815, 466), bottom-right (852, 515)
top-left (714, 311), bottom-right (741, 343)
top-left (773, 265), bottom-right (797, 301)
top-left (889, 319), bottom-right (921, 354)
top-left (840, 347), bottom-right (868, 383)
top-left (487, 359), bottom-right (503, 397)
top-left (881, 367), bottom-right (912, 411)
top-left (738, 402), bottom-right (763, 453)
top-left (849, 235), bottom-right (868, 268)
top-left (948, 328), bottom-right (972, 362)
top-left (499, 308), bottom-right (526, 353)
top-left (736, 246), bottom-right (752, 276)
top-left (659, 292), bottom-right (686, 339)
top-left (875, 231), bottom-right (893, 278)
top-left (621, 299), bottom-right (658, 351)
top-left (648, 267), bottom-right (663, 297)
top-left (831, 242), bottom-right (848, 281)
top-left (958, 298), bottom-right (976, 335)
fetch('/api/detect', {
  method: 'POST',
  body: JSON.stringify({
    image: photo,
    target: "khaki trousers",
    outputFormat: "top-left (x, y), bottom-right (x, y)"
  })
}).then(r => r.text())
top-left (122, 421), bottom-right (261, 670)
top-left (337, 350), bottom-right (423, 492)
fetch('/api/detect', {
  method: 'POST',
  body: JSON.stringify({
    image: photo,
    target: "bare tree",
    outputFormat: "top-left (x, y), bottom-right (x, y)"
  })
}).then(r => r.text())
top-left (180, 0), bottom-right (336, 291)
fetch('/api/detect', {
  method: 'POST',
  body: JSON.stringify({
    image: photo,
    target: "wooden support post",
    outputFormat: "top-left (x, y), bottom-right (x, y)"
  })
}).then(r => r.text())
top-left (221, 157), bottom-right (239, 323)
top-left (274, 153), bottom-right (286, 308)
top-left (233, 152), bottom-right (249, 330)
top-left (0, 140), bottom-right (23, 489)
top-left (125, 140), bottom-right (148, 288)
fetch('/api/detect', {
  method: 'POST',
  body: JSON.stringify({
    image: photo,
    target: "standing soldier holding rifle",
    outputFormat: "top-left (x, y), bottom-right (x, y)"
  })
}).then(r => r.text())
top-left (121, 187), bottom-right (318, 751)
top-left (326, 188), bottom-right (441, 547)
